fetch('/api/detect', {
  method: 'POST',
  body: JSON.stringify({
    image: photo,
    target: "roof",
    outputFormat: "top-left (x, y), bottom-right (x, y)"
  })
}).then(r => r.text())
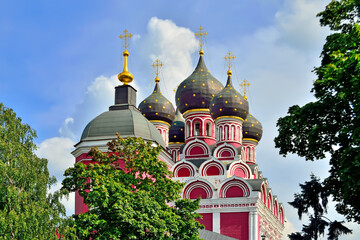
top-left (139, 83), bottom-right (175, 124)
top-left (198, 229), bottom-right (237, 240)
top-left (175, 55), bottom-right (223, 114)
top-left (210, 75), bottom-right (249, 120)
top-left (80, 108), bottom-right (166, 148)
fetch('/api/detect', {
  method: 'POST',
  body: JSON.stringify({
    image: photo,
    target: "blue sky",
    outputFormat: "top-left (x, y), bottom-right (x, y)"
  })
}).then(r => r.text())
top-left (1, 0), bottom-right (359, 239)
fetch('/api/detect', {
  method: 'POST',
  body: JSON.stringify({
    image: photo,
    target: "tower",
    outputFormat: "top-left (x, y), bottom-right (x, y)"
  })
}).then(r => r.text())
top-left (139, 59), bottom-right (175, 146)
top-left (72, 30), bottom-right (173, 215)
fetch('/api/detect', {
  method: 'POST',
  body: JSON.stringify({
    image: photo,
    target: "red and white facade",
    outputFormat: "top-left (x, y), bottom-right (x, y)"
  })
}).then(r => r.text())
top-left (170, 111), bottom-right (284, 240)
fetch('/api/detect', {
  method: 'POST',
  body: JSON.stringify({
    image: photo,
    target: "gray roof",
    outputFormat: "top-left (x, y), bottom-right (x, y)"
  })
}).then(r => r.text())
top-left (80, 108), bottom-right (166, 148)
top-left (199, 229), bottom-right (237, 240)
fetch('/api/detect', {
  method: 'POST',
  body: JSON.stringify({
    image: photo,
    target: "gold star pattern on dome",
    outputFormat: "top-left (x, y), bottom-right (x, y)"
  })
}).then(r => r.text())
top-left (195, 25), bottom-right (207, 56)
top-left (225, 51), bottom-right (235, 76)
top-left (240, 79), bottom-right (250, 100)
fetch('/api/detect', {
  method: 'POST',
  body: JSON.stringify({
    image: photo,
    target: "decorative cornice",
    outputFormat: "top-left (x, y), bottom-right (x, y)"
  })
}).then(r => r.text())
top-left (214, 115), bottom-right (244, 122)
top-left (150, 120), bottom-right (171, 127)
top-left (183, 108), bottom-right (210, 117)
top-left (243, 138), bottom-right (259, 143)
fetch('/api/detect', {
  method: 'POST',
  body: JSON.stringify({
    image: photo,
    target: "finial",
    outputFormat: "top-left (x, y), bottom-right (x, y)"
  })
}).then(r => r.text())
top-left (225, 51), bottom-right (235, 76)
top-left (195, 25), bottom-right (207, 56)
top-left (240, 79), bottom-right (250, 100)
top-left (152, 59), bottom-right (163, 83)
top-left (118, 29), bottom-right (134, 85)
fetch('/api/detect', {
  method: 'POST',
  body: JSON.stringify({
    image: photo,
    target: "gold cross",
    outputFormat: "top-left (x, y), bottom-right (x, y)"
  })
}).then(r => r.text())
top-left (195, 25), bottom-right (207, 55)
top-left (240, 79), bottom-right (250, 100)
top-left (225, 51), bottom-right (235, 75)
top-left (119, 29), bottom-right (133, 50)
top-left (152, 59), bottom-right (163, 83)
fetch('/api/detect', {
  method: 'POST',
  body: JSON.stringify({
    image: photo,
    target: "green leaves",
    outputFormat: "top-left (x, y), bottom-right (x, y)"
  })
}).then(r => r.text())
top-left (288, 175), bottom-right (352, 240)
top-left (0, 103), bottom-right (68, 239)
top-left (275, 0), bottom-right (360, 223)
top-left (62, 135), bottom-right (203, 239)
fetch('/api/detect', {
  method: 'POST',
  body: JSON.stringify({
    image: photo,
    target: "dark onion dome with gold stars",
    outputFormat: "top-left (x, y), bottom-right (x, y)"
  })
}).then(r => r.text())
top-left (138, 83), bottom-right (175, 125)
top-left (210, 74), bottom-right (249, 121)
top-left (169, 109), bottom-right (185, 143)
top-left (243, 114), bottom-right (263, 142)
top-left (175, 55), bottom-right (223, 114)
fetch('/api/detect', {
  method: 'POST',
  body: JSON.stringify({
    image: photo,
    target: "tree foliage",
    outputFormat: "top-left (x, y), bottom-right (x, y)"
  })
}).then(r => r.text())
top-left (62, 135), bottom-right (203, 239)
top-left (288, 175), bottom-right (352, 240)
top-left (0, 103), bottom-right (67, 239)
top-left (274, 0), bottom-right (360, 222)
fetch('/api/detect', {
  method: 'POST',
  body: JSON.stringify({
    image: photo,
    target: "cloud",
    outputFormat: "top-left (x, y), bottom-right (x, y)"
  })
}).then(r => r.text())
top-left (140, 17), bottom-right (199, 105)
top-left (275, 0), bottom-right (329, 51)
top-left (58, 74), bottom-right (141, 142)
top-left (37, 137), bottom-right (75, 180)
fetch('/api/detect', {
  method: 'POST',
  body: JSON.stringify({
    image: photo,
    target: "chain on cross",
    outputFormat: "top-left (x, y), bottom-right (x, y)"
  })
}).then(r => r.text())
top-left (152, 59), bottom-right (163, 83)
top-left (225, 51), bottom-right (235, 75)
top-left (195, 26), bottom-right (208, 55)
top-left (240, 79), bottom-right (250, 100)
top-left (119, 29), bottom-right (133, 50)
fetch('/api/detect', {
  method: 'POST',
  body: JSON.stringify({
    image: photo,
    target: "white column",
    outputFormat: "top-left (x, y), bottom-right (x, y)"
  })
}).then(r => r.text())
top-left (249, 211), bottom-right (258, 240)
top-left (213, 212), bottom-right (220, 233)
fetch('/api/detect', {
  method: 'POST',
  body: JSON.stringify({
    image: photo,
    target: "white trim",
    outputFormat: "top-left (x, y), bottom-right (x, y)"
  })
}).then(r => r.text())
top-left (213, 212), bottom-right (220, 233)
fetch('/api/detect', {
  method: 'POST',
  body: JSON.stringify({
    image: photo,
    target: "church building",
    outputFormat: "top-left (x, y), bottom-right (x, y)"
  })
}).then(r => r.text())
top-left (71, 28), bottom-right (285, 240)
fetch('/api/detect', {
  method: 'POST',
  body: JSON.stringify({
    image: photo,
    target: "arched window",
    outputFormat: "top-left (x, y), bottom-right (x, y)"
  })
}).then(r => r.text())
top-left (206, 122), bottom-right (211, 136)
top-left (232, 125), bottom-right (236, 140)
top-left (225, 125), bottom-right (229, 140)
top-left (194, 122), bottom-right (200, 136)
top-left (186, 122), bottom-right (190, 138)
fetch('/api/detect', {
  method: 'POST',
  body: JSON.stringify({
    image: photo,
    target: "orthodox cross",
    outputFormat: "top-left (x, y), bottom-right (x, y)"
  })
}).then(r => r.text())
top-left (225, 51), bottom-right (235, 75)
top-left (152, 59), bottom-right (163, 83)
top-left (195, 26), bottom-right (207, 55)
top-left (119, 29), bottom-right (133, 50)
top-left (240, 79), bottom-right (250, 100)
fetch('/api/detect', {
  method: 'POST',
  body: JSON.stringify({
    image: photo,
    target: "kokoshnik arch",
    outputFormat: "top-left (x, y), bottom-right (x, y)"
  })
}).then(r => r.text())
top-left (71, 27), bottom-right (285, 240)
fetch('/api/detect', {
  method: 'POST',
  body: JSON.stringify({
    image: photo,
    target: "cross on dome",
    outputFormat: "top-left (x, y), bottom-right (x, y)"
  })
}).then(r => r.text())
top-left (195, 25), bottom-right (208, 56)
top-left (119, 29), bottom-right (133, 50)
top-left (152, 59), bottom-right (163, 83)
top-left (118, 29), bottom-right (134, 85)
top-left (240, 79), bottom-right (250, 100)
top-left (225, 51), bottom-right (235, 76)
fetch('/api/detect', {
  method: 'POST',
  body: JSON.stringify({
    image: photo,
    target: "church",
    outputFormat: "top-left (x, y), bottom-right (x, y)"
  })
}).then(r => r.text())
top-left (71, 28), bottom-right (285, 240)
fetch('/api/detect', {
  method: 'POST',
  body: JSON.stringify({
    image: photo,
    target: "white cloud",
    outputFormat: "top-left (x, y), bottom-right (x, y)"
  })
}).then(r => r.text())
top-left (37, 137), bottom-right (75, 180)
top-left (58, 74), bottom-right (141, 142)
top-left (141, 17), bottom-right (199, 105)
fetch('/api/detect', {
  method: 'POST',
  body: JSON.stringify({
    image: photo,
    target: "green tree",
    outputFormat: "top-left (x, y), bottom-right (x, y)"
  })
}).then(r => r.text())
top-left (62, 135), bottom-right (203, 239)
top-left (288, 175), bottom-right (352, 240)
top-left (274, 0), bottom-right (360, 223)
top-left (0, 103), bottom-right (67, 239)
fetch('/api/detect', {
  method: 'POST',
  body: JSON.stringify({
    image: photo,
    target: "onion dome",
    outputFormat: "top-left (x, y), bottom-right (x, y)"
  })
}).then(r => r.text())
top-left (210, 75), bottom-right (249, 120)
top-left (138, 83), bottom-right (175, 125)
top-left (175, 55), bottom-right (223, 114)
top-left (243, 114), bottom-right (263, 142)
top-left (169, 109), bottom-right (185, 143)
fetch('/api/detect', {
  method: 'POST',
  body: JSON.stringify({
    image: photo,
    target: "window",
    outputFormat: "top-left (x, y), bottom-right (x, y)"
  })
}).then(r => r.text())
top-left (206, 122), bottom-right (211, 136)
top-left (194, 122), bottom-right (200, 136)
top-left (186, 122), bottom-right (190, 138)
